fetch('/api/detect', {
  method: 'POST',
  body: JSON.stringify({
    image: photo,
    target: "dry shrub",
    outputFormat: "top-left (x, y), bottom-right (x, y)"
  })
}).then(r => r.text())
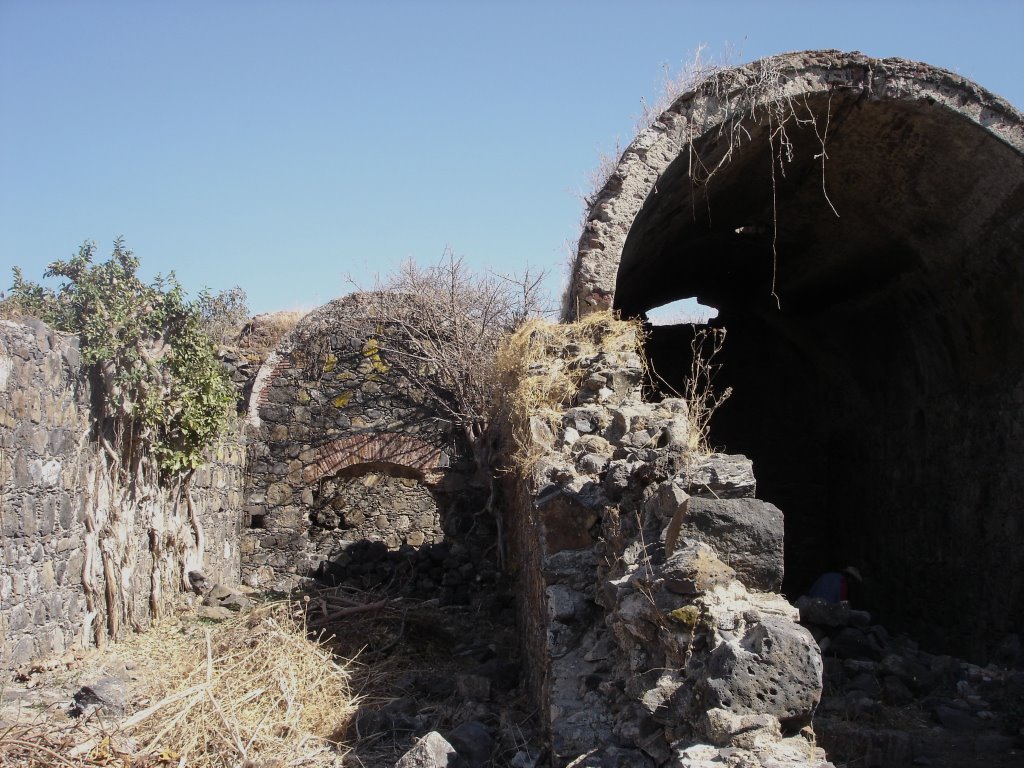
top-left (496, 311), bottom-right (644, 471)
top-left (0, 298), bottom-right (32, 322)
top-left (0, 603), bottom-right (357, 768)
top-left (679, 327), bottom-right (732, 457)
top-left (636, 43), bottom-right (734, 130)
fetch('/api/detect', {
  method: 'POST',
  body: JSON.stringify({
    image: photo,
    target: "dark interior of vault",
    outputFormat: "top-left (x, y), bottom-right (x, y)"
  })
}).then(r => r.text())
top-left (617, 93), bottom-right (1024, 663)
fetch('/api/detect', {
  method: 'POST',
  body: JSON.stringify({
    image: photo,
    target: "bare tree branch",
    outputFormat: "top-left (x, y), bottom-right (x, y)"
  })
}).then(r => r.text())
top-left (342, 249), bottom-right (548, 474)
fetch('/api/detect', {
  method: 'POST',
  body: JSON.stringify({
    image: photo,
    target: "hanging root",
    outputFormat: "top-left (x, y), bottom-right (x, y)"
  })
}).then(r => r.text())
top-left (78, 446), bottom-right (207, 649)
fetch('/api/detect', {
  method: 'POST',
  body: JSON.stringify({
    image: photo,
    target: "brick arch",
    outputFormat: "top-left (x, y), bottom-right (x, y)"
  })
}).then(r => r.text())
top-left (301, 433), bottom-right (448, 486)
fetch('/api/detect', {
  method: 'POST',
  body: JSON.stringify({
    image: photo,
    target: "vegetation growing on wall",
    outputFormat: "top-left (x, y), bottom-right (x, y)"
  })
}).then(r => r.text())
top-left (8, 238), bottom-right (235, 479)
top-left (498, 312), bottom-right (733, 468)
top-left (197, 284), bottom-right (250, 347)
top-left (497, 311), bottom-right (645, 470)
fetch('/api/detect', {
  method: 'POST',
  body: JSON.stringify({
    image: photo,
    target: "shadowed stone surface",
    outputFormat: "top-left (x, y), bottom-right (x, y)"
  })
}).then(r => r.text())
top-left (241, 294), bottom-right (474, 587)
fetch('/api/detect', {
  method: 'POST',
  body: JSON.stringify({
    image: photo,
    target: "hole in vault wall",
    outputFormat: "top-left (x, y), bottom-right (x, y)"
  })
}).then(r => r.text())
top-left (646, 297), bottom-right (718, 326)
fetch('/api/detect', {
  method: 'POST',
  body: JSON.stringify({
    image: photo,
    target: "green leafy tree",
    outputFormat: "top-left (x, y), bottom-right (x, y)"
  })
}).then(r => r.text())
top-left (197, 284), bottom-right (249, 346)
top-left (9, 238), bottom-right (235, 478)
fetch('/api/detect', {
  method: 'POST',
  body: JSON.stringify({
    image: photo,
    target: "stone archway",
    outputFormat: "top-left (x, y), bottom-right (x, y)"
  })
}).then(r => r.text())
top-left (564, 50), bottom-right (1024, 662)
top-left (240, 295), bottom-right (465, 587)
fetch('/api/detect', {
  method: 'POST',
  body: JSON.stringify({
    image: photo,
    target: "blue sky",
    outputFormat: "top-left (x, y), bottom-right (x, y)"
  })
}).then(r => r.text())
top-left (2, 1), bottom-right (1022, 314)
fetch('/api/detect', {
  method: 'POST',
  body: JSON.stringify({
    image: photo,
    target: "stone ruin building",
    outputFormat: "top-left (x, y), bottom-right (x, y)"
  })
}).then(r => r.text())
top-left (242, 293), bottom-right (499, 604)
top-left (2, 50), bottom-right (1023, 767)
top-left (567, 48), bottom-right (1024, 666)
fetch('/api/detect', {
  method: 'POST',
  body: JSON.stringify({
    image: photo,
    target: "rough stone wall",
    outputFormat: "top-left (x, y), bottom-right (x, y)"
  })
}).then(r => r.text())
top-left (310, 471), bottom-right (442, 549)
top-left (504, 322), bottom-right (831, 767)
top-left (0, 319), bottom-right (244, 671)
top-left (188, 433), bottom-right (246, 586)
top-left (242, 296), bottom-right (466, 587)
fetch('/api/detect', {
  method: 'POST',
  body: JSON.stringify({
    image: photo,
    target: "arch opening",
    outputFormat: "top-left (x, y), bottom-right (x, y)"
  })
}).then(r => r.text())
top-left (647, 297), bottom-right (718, 326)
top-left (608, 66), bottom-right (1024, 663)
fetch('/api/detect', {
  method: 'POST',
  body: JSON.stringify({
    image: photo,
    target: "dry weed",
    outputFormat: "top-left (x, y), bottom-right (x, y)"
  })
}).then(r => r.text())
top-left (680, 327), bottom-right (732, 456)
top-left (0, 298), bottom-right (31, 323)
top-left (496, 312), bottom-right (644, 472)
top-left (573, 51), bottom-right (840, 312)
top-left (636, 43), bottom-right (732, 130)
top-left (118, 603), bottom-right (356, 766)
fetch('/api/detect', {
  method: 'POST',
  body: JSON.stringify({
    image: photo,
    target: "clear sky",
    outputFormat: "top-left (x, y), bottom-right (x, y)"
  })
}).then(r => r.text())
top-left (2, 1), bottom-right (1021, 315)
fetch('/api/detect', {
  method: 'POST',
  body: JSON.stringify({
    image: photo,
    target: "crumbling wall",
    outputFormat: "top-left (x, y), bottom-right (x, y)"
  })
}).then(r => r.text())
top-left (242, 296), bottom-right (473, 588)
top-left (0, 319), bottom-right (244, 671)
top-left (504, 319), bottom-right (830, 767)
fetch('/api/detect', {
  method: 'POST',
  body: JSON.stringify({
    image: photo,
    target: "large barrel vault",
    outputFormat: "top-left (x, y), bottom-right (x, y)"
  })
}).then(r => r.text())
top-left (567, 50), bottom-right (1024, 661)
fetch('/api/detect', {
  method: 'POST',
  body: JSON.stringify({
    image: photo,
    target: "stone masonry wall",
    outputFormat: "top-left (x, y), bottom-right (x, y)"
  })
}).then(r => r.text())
top-left (0, 319), bottom-right (245, 671)
top-left (242, 295), bottom-right (467, 588)
top-left (188, 432), bottom-right (246, 586)
top-left (309, 470), bottom-right (443, 552)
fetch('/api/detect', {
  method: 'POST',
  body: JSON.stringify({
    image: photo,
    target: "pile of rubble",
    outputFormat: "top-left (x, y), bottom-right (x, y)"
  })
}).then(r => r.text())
top-left (799, 597), bottom-right (1024, 766)
top-left (316, 527), bottom-right (504, 606)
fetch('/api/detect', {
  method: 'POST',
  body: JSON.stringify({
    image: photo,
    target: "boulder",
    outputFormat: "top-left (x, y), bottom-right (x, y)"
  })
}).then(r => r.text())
top-left (534, 486), bottom-right (606, 554)
top-left (219, 593), bottom-right (253, 611)
top-left (448, 720), bottom-right (495, 767)
top-left (677, 453), bottom-right (755, 498)
top-left (393, 731), bottom-right (460, 768)
top-left (700, 616), bottom-right (823, 730)
top-left (679, 497), bottom-right (784, 592)
top-left (207, 584), bottom-right (234, 600)
top-left (643, 482), bottom-right (688, 526)
top-left (71, 676), bottom-right (129, 717)
top-left (661, 542), bottom-right (735, 596)
top-left (700, 707), bottom-right (781, 748)
top-left (197, 605), bottom-right (234, 621)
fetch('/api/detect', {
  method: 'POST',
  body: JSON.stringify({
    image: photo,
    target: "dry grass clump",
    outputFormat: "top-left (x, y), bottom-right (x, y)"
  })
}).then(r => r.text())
top-left (0, 297), bottom-right (31, 322)
top-left (0, 603), bottom-right (357, 768)
top-left (235, 310), bottom-right (306, 363)
top-left (496, 311), bottom-right (644, 471)
top-left (118, 604), bottom-right (356, 767)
